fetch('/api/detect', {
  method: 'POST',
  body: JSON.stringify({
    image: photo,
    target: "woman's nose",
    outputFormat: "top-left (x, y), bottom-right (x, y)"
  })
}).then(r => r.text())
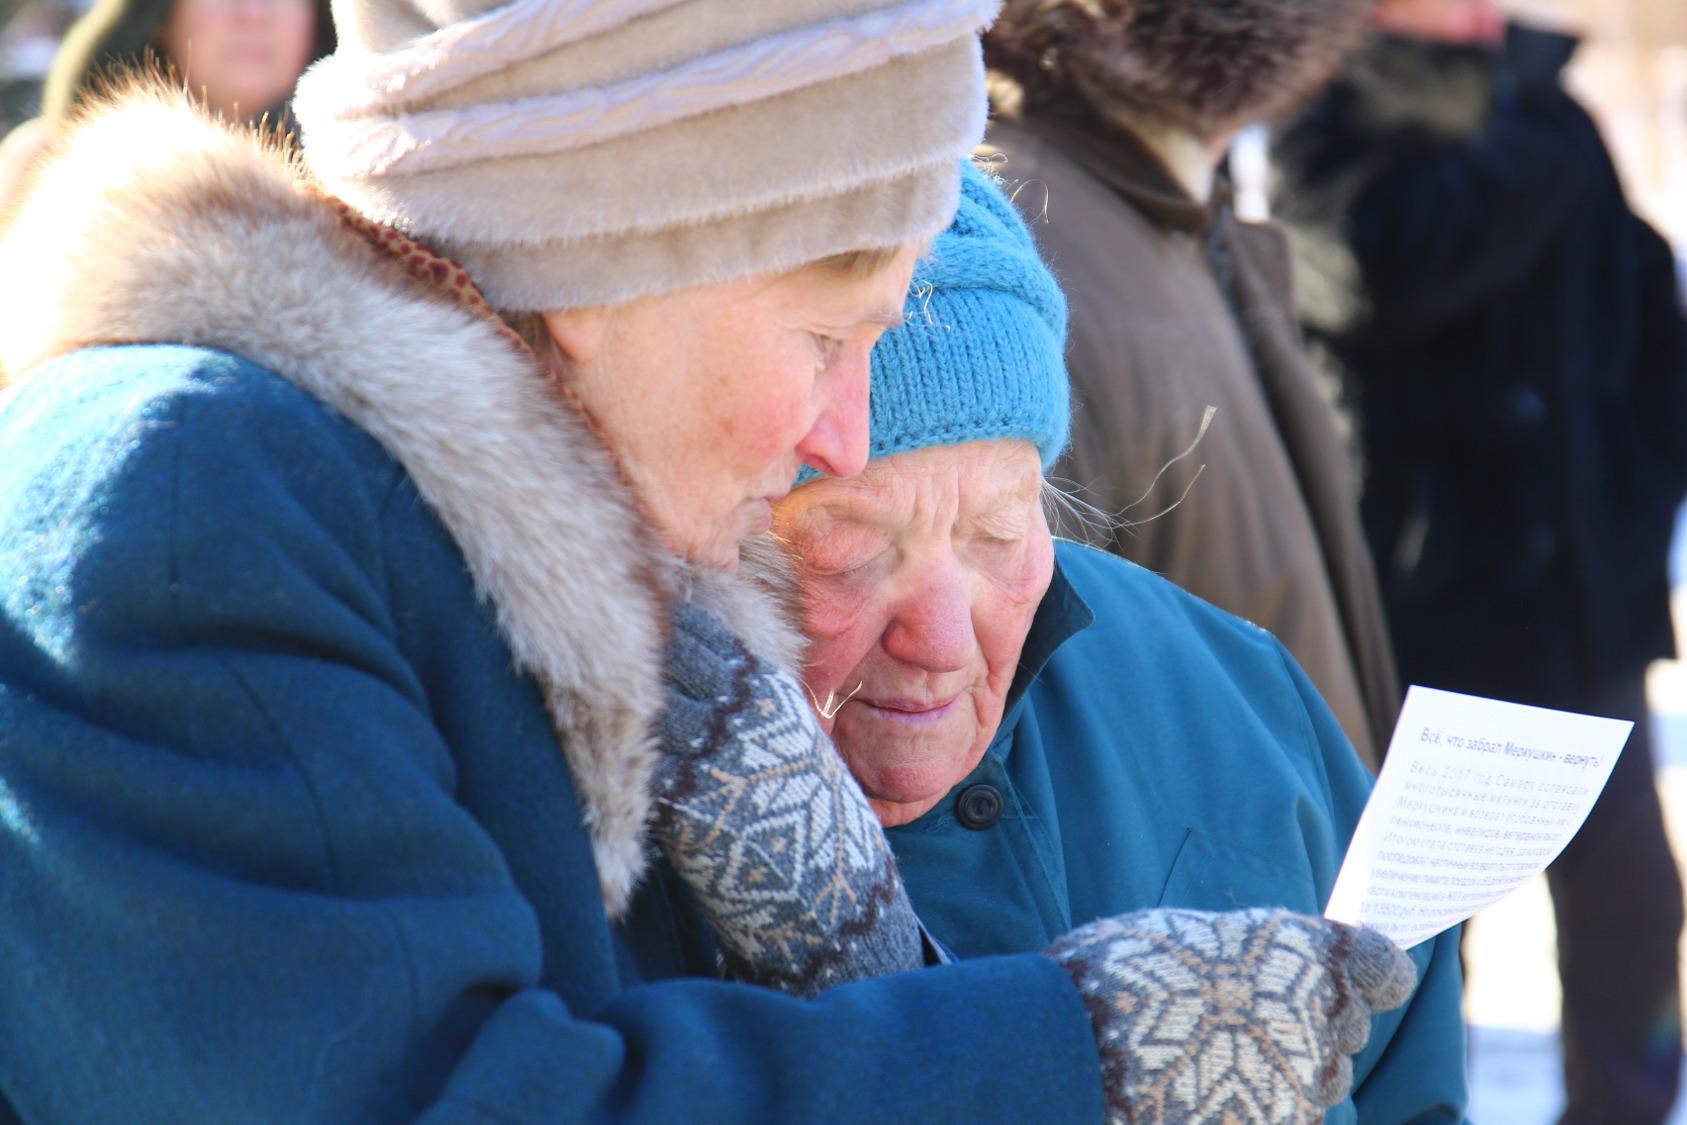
top-left (881, 574), bottom-right (974, 674)
top-left (794, 345), bottom-right (871, 480)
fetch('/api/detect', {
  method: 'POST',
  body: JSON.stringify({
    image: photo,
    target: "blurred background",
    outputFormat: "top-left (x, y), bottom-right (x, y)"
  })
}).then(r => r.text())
top-left (0, 0), bottom-right (70, 132)
top-left (1434, 2), bottom-right (1687, 1121)
top-left (1498, 1), bottom-right (1680, 268)
top-left (1464, 523), bottom-right (1687, 1122)
top-left (1505, 0), bottom-right (1687, 259)
top-left (2, 0), bottom-right (1686, 1118)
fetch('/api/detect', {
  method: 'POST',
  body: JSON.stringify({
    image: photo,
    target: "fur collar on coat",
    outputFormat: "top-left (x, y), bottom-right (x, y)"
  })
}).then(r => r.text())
top-left (985, 0), bottom-right (1372, 139)
top-left (0, 87), bottom-right (804, 918)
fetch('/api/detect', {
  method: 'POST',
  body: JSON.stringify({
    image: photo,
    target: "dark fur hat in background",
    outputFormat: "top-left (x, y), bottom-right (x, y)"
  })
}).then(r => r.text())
top-left (985, 0), bottom-right (1375, 137)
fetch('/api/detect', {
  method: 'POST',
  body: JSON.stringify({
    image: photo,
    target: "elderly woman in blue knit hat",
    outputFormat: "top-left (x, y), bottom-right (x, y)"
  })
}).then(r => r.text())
top-left (773, 164), bottom-right (1473, 1121)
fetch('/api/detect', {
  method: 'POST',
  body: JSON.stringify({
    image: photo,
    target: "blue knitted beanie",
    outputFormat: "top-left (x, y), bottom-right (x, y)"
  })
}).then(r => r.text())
top-left (796, 160), bottom-right (1069, 485)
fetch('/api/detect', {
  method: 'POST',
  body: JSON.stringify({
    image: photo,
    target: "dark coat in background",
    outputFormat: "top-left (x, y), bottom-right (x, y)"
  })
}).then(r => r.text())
top-left (1273, 27), bottom-right (1687, 1119)
top-left (1273, 27), bottom-right (1687, 706)
top-left (985, 112), bottom-right (1401, 771)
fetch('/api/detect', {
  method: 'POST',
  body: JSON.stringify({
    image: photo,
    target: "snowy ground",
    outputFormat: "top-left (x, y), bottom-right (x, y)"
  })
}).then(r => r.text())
top-left (1463, 520), bottom-right (1687, 1122)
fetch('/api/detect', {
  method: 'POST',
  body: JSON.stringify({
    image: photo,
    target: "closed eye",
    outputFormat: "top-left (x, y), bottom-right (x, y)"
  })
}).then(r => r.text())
top-left (801, 551), bottom-right (885, 578)
top-left (809, 332), bottom-right (848, 368)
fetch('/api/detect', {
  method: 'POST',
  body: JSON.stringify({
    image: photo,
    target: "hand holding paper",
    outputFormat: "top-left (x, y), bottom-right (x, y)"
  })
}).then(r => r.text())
top-left (1325, 687), bottom-right (1632, 948)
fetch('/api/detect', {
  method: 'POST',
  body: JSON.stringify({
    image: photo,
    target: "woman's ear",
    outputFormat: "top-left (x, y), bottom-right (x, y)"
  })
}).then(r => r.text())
top-left (541, 307), bottom-right (609, 365)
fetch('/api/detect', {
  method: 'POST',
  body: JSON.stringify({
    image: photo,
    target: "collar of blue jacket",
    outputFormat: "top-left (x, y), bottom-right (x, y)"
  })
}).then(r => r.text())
top-left (1004, 553), bottom-right (1097, 722)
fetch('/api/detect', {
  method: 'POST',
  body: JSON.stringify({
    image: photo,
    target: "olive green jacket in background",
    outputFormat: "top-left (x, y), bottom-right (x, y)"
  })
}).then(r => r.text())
top-left (985, 113), bottom-right (1401, 771)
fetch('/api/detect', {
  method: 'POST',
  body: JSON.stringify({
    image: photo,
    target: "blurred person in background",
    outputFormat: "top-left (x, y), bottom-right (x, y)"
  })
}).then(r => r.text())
top-left (1273, 0), bottom-right (1687, 1118)
top-left (0, 0), bottom-right (73, 134)
top-left (0, 0), bottom-right (331, 210)
top-left (979, 0), bottom-right (1402, 774)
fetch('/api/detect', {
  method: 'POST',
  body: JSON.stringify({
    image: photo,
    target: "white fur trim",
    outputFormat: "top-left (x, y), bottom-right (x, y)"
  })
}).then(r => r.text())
top-left (0, 90), bottom-right (801, 917)
top-left (690, 537), bottom-right (807, 674)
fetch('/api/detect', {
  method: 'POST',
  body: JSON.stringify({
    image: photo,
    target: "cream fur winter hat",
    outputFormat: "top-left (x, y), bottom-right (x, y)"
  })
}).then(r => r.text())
top-left (293, 0), bottom-right (1001, 312)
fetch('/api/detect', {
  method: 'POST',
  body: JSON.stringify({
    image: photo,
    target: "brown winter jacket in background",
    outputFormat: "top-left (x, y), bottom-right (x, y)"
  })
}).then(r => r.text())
top-left (985, 113), bottom-right (1400, 771)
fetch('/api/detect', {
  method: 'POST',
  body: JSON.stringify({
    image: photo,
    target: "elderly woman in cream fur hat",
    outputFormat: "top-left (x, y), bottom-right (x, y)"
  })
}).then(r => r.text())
top-left (0, 2), bottom-right (1411, 1121)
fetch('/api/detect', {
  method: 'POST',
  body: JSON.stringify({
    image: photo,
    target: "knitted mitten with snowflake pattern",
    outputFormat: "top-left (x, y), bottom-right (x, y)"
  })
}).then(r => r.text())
top-left (651, 602), bottom-right (923, 997)
top-left (1045, 908), bottom-right (1417, 1123)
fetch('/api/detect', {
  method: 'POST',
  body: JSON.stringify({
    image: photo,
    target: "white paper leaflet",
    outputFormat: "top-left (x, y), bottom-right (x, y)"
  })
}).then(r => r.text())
top-left (1325, 686), bottom-right (1631, 948)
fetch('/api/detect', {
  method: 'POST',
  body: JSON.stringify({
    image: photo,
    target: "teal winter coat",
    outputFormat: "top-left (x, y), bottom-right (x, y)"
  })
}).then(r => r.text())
top-left (0, 96), bottom-right (1107, 1123)
top-left (0, 350), bottom-right (1111, 1123)
top-left (890, 542), bottom-right (1471, 1123)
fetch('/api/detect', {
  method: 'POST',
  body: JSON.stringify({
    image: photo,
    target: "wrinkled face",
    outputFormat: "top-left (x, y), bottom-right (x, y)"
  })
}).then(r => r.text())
top-left (1374, 0), bottom-right (1506, 46)
top-left (549, 247), bottom-right (919, 571)
top-left (773, 440), bottom-right (1054, 826)
top-left (160, 0), bottom-right (317, 122)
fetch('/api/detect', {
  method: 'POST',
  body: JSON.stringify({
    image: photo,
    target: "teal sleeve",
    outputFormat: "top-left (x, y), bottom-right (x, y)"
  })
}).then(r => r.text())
top-left (1274, 643), bottom-right (1473, 1124)
top-left (0, 351), bottom-right (1104, 1124)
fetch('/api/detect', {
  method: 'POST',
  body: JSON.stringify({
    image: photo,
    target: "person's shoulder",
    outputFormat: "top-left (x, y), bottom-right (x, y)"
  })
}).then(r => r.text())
top-left (22, 341), bottom-right (379, 438)
top-left (1044, 543), bottom-right (1368, 837)
top-left (979, 120), bottom-right (1119, 229)
top-left (1048, 539), bottom-right (1339, 724)
top-left (4, 344), bottom-right (404, 520)
top-left (1040, 544), bottom-right (1362, 864)
top-left (979, 118), bottom-right (1057, 178)
top-left (984, 116), bottom-right (1106, 180)
top-left (1054, 538), bottom-right (1282, 659)
top-left (0, 344), bottom-right (417, 638)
